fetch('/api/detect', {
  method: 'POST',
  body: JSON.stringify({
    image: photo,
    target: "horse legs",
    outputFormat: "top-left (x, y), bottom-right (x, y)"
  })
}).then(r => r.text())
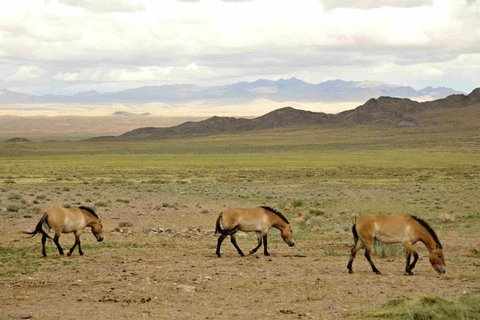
top-left (405, 251), bottom-right (412, 274)
top-left (41, 234), bottom-right (47, 257)
top-left (249, 232), bottom-right (263, 255)
top-left (230, 233), bottom-right (245, 257)
top-left (216, 234), bottom-right (227, 257)
top-left (364, 242), bottom-right (381, 274)
top-left (347, 240), bottom-right (364, 273)
top-left (68, 233), bottom-right (82, 256)
top-left (78, 237), bottom-right (84, 256)
top-left (403, 243), bottom-right (418, 275)
top-left (53, 234), bottom-right (64, 256)
top-left (262, 234), bottom-right (270, 256)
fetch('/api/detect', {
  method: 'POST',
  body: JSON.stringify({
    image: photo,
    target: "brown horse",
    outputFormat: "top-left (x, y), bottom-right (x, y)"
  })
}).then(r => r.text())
top-left (24, 206), bottom-right (104, 257)
top-left (347, 214), bottom-right (446, 275)
top-left (215, 206), bottom-right (295, 257)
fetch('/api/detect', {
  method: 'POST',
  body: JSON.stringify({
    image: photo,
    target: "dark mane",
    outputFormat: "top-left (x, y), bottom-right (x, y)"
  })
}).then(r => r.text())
top-left (411, 215), bottom-right (442, 248)
top-left (79, 206), bottom-right (99, 219)
top-left (261, 206), bottom-right (289, 224)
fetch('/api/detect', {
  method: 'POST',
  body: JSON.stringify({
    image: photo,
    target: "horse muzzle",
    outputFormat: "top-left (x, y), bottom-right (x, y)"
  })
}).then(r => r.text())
top-left (288, 240), bottom-right (295, 247)
top-left (97, 236), bottom-right (104, 242)
top-left (436, 266), bottom-right (446, 274)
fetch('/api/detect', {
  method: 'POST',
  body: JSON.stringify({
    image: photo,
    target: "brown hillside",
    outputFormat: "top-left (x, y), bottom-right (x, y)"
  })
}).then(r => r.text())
top-left (86, 87), bottom-right (480, 141)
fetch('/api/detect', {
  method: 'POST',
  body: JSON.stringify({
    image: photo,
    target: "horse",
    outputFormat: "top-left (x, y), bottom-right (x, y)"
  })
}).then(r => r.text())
top-left (347, 214), bottom-right (446, 275)
top-left (23, 206), bottom-right (104, 257)
top-left (215, 206), bottom-right (295, 257)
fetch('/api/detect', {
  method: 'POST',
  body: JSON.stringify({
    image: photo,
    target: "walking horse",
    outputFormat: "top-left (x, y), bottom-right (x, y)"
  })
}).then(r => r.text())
top-left (215, 206), bottom-right (295, 257)
top-left (347, 214), bottom-right (446, 275)
top-left (24, 206), bottom-right (104, 256)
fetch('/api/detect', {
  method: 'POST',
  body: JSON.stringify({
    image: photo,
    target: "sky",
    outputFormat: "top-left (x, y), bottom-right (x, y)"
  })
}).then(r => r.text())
top-left (0, 0), bottom-right (479, 95)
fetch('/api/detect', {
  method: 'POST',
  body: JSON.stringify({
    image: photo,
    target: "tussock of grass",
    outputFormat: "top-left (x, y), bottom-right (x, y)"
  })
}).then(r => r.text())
top-left (374, 241), bottom-right (405, 258)
top-left (363, 295), bottom-right (480, 320)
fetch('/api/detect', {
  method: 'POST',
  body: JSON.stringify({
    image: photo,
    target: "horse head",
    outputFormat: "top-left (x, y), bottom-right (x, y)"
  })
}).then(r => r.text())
top-left (91, 220), bottom-right (104, 242)
top-left (429, 246), bottom-right (446, 273)
top-left (280, 224), bottom-right (295, 247)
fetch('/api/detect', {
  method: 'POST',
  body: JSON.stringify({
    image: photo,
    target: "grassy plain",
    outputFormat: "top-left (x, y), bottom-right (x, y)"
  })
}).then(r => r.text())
top-left (0, 122), bottom-right (479, 319)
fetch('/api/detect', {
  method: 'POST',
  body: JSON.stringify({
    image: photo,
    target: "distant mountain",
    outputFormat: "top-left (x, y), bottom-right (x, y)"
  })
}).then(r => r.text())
top-left (112, 111), bottom-right (151, 117)
top-left (5, 137), bottom-right (31, 142)
top-left (0, 89), bottom-right (34, 103)
top-left (0, 79), bottom-right (463, 105)
top-left (87, 88), bottom-right (479, 141)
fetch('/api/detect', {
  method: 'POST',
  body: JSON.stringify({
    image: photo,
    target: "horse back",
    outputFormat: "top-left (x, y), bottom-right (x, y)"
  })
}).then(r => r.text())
top-left (45, 207), bottom-right (86, 233)
top-left (220, 207), bottom-right (270, 232)
top-left (356, 214), bottom-right (416, 243)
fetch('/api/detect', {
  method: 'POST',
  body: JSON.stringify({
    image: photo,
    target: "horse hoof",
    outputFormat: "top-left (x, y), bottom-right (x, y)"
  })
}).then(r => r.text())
top-left (348, 270), bottom-right (353, 274)
top-left (67, 252), bottom-right (72, 256)
top-left (264, 253), bottom-right (270, 256)
top-left (374, 271), bottom-right (381, 275)
top-left (405, 272), bottom-right (414, 276)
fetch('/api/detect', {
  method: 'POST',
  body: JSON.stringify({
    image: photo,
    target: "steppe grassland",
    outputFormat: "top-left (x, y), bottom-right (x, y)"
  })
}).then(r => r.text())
top-left (0, 124), bottom-right (479, 319)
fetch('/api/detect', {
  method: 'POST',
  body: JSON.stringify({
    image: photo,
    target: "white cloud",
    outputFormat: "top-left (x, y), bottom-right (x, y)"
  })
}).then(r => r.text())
top-left (58, 0), bottom-right (145, 13)
top-left (321, 0), bottom-right (432, 10)
top-left (0, 0), bottom-right (478, 94)
top-left (8, 66), bottom-right (48, 81)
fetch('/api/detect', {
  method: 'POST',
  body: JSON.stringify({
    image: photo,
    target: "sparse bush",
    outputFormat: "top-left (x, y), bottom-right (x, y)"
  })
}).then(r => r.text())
top-left (7, 193), bottom-right (22, 200)
top-left (437, 213), bottom-right (455, 224)
top-left (309, 208), bottom-right (325, 216)
top-left (6, 203), bottom-right (22, 212)
top-left (162, 202), bottom-right (178, 209)
top-left (95, 201), bottom-right (107, 207)
top-left (118, 220), bottom-right (134, 228)
top-left (292, 199), bottom-right (304, 208)
top-left (116, 199), bottom-right (130, 203)
top-left (374, 241), bottom-right (404, 258)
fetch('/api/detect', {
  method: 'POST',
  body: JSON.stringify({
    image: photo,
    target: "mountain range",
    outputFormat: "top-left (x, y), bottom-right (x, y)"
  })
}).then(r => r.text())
top-left (0, 78), bottom-right (462, 105)
top-left (88, 87), bottom-right (480, 141)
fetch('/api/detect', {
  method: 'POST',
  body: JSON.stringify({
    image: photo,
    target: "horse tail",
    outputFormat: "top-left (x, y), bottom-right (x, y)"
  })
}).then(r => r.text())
top-left (351, 224), bottom-right (358, 244)
top-left (215, 213), bottom-right (223, 235)
top-left (22, 213), bottom-right (52, 239)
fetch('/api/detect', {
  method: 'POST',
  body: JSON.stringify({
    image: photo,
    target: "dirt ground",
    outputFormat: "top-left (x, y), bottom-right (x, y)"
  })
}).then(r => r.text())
top-left (0, 190), bottom-right (478, 320)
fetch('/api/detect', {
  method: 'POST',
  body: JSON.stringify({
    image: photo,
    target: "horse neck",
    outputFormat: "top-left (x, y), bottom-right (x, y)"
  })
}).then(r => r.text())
top-left (417, 224), bottom-right (438, 252)
top-left (83, 213), bottom-right (97, 227)
top-left (269, 213), bottom-right (288, 230)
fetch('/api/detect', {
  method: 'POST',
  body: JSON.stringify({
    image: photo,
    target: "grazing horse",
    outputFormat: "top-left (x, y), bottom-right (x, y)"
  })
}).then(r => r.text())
top-left (24, 206), bottom-right (104, 257)
top-left (215, 206), bottom-right (295, 257)
top-left (347, 214), bottom-right (446, 275)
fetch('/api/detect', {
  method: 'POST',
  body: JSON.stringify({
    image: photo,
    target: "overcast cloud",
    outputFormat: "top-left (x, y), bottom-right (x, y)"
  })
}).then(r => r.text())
top-left (0, 0), bottom-right (478, 95)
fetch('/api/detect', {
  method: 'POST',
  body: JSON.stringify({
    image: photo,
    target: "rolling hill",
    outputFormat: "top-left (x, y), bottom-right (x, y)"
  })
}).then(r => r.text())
top-left (89, 88), bottom-right (479, 141)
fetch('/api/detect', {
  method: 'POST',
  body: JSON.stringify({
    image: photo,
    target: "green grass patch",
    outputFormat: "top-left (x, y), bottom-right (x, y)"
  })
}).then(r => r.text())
top-left (362, 295), bottom-right (480, 319)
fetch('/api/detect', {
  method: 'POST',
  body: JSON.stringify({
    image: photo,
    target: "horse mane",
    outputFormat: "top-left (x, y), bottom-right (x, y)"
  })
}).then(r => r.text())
top-left (79, 206), bottom-right (99, 219)
top-left (261, 206), bottom-right (289, 224)
top-left (410, 215), bottom-right (442, 249)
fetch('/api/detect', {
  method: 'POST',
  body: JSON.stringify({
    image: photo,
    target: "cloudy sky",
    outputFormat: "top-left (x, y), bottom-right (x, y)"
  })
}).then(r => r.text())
top-left (1, 0), bottom-right (479, 95)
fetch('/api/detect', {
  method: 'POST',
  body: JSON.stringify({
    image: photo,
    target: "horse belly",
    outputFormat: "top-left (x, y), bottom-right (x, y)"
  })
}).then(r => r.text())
top-left (375, 234), bottom-right (402, 244)
top-left (237, 217), bottom-right (269, 233)
top-left (62, 217), bottom-right (86, 233)
top-left (374, 229), bottom-right (410, 244)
